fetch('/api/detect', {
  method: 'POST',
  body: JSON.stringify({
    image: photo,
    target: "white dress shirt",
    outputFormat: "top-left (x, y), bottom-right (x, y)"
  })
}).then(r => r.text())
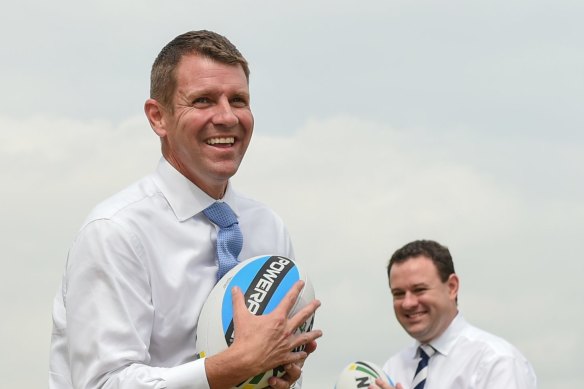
top-left (49, 158), bottom-right (294, 389)
top-left (383, 314), bottom-right (537, 389)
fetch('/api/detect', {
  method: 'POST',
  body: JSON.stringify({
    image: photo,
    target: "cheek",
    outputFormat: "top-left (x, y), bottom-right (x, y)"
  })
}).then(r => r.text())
top-left (393, 300), bottom-right (402, 313)
top-left (240, 111), bottom-right (254, 131)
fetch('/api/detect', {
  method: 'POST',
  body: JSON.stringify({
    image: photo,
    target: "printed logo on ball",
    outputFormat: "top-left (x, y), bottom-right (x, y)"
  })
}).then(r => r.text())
top-left (352, 361), bottom-right (381, 387)
top-left (221, 255), bottom-right (300, 345)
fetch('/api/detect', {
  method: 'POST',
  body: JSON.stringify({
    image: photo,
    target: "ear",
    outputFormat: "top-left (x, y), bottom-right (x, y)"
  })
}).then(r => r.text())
top-left (447, 273), bottom-right (459, 300)
top-left (144, 98), bottom-right (168, 138)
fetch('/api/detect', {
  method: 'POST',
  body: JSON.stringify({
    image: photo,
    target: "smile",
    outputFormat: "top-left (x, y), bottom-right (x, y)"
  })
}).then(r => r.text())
top-left (406, 311), bottom-right (426, 319)
top-left (206, 137), bottom-right (235, 145)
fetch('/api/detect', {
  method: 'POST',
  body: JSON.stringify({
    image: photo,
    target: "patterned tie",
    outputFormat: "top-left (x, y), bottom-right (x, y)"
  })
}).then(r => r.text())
top-left (412, 345), bottom-right (435, 389)
top-left (203, 202), bottom-right (243, 280)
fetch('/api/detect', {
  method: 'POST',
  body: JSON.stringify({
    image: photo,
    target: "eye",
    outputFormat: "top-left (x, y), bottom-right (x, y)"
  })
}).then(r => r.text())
top-left (392, 290), bottom-right (405, 300)
top-left (192, 97), bottom-right (212, 107)
top-left (413, 287), bottom-right (427, 295)
top-left (230, 95), bottom-right (249, 108)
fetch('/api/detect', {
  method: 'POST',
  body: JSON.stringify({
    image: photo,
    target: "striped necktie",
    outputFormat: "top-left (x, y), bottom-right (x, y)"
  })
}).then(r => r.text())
top-left (203, 202), bottom-right (243, 280)
top-left (412, 345), bottom-right (435, 389)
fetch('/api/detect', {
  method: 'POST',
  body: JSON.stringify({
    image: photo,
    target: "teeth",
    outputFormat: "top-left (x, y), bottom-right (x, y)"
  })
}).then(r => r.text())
top-left (207, 137), bottom-right (234, 145)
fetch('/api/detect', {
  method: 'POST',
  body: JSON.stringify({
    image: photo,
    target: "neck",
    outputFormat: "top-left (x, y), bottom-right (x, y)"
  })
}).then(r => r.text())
top-left (162, 155), bottom-right (229, 199)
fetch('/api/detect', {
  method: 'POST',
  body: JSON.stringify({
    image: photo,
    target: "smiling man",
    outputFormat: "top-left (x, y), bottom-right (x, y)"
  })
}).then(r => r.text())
top-left (49, 30), bottom-right (321, 389)
top-left (144, 49), bottom-right (254, 200)
top-left (371, 240), bottom-right (536, 389)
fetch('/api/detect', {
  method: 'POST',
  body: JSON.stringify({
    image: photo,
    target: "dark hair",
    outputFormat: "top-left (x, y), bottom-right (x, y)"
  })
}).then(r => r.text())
top-left (387, 240), bottom-right (455, 282)
top-left (150, 30), bottom-right (250, 108)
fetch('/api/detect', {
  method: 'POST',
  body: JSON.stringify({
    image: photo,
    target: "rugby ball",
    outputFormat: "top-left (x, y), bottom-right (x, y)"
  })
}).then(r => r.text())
top-left (334, 361), bottom-right (394, 389)
top-left (195, 255), bottom-right (315, 389)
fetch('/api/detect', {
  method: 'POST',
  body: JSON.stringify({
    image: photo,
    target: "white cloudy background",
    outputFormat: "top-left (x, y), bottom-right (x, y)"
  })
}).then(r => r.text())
top-left (1, 1), bottom-right (583, 388)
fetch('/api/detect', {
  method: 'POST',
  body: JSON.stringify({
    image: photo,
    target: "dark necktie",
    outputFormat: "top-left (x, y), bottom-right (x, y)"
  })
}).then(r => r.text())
top-left (412, 345), bottom-right (435, 389)
top-left (203, 202), bottom-right (243, 280)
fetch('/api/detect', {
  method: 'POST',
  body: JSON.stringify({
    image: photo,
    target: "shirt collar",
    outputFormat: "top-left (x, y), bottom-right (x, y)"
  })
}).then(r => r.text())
top-left (414, 312), bottom-right (465, 358)
top-left (153, 157), bottom-right (240, 221)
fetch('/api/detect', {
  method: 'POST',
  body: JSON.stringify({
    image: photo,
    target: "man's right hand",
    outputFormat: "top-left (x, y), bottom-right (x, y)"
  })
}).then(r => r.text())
top-left (369, 377), bottom-right (403, 389)
top-left (205, 280), bottom-right (322, 389)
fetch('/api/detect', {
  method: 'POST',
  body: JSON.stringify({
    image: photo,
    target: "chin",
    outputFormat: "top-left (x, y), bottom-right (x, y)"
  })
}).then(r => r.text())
top-left (404, 323), bottom-right (427, 339)
top-left (213, 161), bottom-right (242, 176)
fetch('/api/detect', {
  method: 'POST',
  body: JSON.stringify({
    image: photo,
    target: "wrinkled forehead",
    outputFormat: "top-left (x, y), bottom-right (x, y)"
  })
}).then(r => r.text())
top-left (170, 55), bottom-right (250, 103)
top-left (176, 52), bottom-right (249, 81)
top-left (175, 54), bottom-right (248, 85)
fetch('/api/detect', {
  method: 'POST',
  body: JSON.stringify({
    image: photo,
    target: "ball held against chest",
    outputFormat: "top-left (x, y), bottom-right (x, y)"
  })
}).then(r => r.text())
top-left (195, 255), bottom-right (316, 389)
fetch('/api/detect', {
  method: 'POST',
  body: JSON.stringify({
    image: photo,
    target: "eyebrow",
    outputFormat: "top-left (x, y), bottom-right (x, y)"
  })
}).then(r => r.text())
top-left (391, 282), bottom-right (429, 292)
top-left (184, 85), bottom-right (249, 96)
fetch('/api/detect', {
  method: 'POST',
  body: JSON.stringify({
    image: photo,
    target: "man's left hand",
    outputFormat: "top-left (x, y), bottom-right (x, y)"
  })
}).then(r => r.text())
top-left (267, 341), bottom-right (318, 389)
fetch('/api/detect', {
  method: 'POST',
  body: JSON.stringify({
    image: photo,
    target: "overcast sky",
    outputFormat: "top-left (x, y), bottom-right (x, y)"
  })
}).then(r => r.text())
top-left (1, 1), bottom-right (583, 388)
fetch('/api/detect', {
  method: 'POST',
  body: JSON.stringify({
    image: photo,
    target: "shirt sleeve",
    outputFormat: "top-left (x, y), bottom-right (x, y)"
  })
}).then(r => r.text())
top-left (63, 219), bottom-right (210, 389)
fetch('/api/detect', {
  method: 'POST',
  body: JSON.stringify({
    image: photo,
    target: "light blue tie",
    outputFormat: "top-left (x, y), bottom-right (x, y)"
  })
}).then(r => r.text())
top-left (412, 345), bottom-right (435, 389)
top-left (203, 202), bottom-right (243, 280)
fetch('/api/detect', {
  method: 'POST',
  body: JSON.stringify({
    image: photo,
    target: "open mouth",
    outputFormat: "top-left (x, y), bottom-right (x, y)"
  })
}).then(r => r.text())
top-left (206, 137), bottom-right (235, 146)
top-left (405, 311), bottom-right (427, 320)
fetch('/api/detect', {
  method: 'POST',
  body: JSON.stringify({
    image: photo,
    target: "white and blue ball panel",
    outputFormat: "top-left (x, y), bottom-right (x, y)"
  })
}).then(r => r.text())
top-left (220, 255), bottom-right (300, 345)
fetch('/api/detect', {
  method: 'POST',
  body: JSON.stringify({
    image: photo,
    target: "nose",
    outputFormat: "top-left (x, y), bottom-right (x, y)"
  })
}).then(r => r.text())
top-left (212, 98), bottom-right (239, 128)
top-left (402, 292), bottom-right (418, 309)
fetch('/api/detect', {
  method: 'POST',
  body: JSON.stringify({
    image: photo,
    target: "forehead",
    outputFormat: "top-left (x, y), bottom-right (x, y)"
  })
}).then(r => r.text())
top-left (174, 54), bottom-right (249, 94)
top-left (389, 255), bottom-right (440, 287)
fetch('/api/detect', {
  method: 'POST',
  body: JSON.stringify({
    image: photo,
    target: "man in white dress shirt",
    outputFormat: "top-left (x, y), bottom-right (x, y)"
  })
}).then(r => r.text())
top-left (49, 30), bottom-right (322, 389)
top-left (372, 240), bottom-right (536, 389)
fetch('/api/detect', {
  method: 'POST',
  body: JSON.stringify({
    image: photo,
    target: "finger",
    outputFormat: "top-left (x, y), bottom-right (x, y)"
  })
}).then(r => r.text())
top-left (287, 298), bottom-right (320, 331)
top-left (288, 328), bottom-right (323, 353)
top-left (372, 377), bottom-right (396, 389)
top-left (273, 280), bottom-right (305, 317)
top-left (283, 363), bottom-right (302, 382)
top-left (304, 339), bottom-right (318, 355)
top-left (268, 346), bottom-right (309, 370)
top-left (230, 286), bottom-right (250, 324)
top-left (267, 366), bottom-right (299, 389)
